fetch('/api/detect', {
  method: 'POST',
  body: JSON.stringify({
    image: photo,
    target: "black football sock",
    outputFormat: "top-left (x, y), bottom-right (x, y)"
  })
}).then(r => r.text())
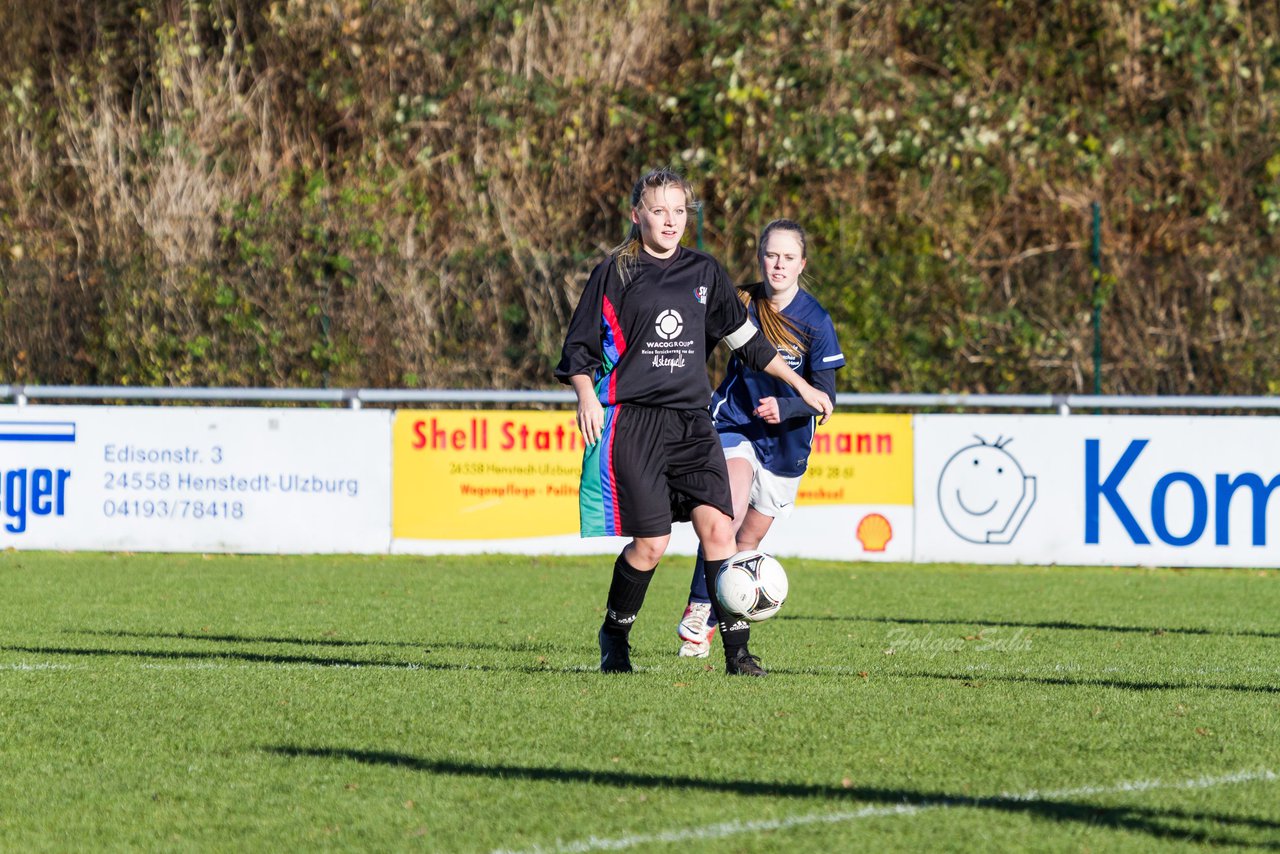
top-left (703, 556), bottom-right (750, 653)
top-left (602, 551), bottom-right (653, 637)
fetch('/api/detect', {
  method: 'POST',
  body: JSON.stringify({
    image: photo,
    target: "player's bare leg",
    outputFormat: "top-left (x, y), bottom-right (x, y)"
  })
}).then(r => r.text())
top-left (735, 506), bottom-right (775, 552)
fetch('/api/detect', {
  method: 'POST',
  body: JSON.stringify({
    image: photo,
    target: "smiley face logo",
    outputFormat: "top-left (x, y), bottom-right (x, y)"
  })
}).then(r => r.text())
top-left (937, 437), bottom-right (1037, 544)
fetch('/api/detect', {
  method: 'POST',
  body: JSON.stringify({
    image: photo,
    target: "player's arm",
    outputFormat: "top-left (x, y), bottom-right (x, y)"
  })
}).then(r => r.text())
top-left (759, 355), bottom-right (832, 424)
top-left (555, 261), bottom-right (610, 385)
top-left (569, 374), bottom-right (604, 446)
top-left (770, 368), bottom-right (837, 421)
top-left (764, 368), bottom-right (838, 423)
top-left (710, 265), bottom-right (831, 422)
top-left (726, 328), bottom-right (831, 423)
top-left (557, 261), bottom-right (612, 445)
top-left (759, 312), bottom-right (844, 424)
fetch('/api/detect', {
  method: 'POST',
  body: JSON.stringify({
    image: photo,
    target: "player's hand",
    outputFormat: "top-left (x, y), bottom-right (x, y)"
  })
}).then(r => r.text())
top-left (577, 397), bottom-right (605, 446)
top-left (804, 387), bottom-right (833, 425)
top-left (754, 397), bottom-right (781, 424)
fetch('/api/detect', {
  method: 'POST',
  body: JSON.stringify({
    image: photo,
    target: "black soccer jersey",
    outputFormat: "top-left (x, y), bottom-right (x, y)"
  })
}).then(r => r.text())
top-left (556, 247), bottom-right (772, 409)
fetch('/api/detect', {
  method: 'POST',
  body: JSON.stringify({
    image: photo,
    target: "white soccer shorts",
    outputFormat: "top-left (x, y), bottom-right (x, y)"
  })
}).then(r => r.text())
top-left (720, 434), bottom-right (801, 519)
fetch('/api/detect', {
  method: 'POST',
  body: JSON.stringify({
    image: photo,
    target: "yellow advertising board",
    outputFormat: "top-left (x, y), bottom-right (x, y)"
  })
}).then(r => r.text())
top-left (393, 410), bottom-right (914, 543)
top-left (393, 410), bottom-right (583, 539)
top-left (800, 413), bottom-right (913, 505)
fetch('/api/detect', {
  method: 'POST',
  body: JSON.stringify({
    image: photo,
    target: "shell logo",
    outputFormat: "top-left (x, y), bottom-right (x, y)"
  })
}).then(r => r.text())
top-left (856, 513), bottom-right (892, 552)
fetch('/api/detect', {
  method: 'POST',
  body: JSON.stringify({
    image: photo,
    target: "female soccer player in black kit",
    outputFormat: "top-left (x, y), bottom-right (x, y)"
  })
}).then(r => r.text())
top-left (556, 168), bottom-right (832, 676)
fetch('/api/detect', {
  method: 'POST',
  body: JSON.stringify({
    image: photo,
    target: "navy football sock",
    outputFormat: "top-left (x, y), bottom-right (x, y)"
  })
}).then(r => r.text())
top-left (687, 549), bottom-right (711, 604)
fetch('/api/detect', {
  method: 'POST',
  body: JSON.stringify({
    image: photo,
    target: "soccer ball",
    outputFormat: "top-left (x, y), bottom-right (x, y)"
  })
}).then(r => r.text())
top-left (716, 550), bottom-right (788, 622)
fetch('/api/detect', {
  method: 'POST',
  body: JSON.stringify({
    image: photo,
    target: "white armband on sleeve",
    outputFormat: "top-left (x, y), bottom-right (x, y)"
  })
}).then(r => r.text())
top-left (723, 320), bottom-right (758, 351)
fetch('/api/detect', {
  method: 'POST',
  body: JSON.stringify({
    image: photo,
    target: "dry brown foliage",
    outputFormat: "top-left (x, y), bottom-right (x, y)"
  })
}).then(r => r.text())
top-left (0, 0), bottom-right (1277, 394)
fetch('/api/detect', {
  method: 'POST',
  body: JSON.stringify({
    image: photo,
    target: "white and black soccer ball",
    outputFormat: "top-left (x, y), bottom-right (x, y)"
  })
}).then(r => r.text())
top-left (716, 550), bottom-right (788, 622)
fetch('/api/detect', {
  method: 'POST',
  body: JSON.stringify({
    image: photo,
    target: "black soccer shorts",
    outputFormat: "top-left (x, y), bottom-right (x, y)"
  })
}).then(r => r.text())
top-left (578, 404), bottom-right (733, 537)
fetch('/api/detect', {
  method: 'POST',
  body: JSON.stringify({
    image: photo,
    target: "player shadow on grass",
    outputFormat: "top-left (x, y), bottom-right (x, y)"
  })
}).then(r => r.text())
top-left (780, 614), bottom-right (1280, 641)
top-left (71, 628), bottom-right (564, 655)
top-left (876, 668), bottom-right (1280, 696)
top-left (0, 643), bottom-right (587, 674)
top-left (265, 746), bottom-right (1280, 849)
top-left (74, 628), bottom-right (420, 649)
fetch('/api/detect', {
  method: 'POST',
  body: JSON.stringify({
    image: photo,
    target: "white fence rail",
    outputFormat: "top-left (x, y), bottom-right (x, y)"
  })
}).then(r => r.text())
top-left (2, 385), bottom-right (1278, 413)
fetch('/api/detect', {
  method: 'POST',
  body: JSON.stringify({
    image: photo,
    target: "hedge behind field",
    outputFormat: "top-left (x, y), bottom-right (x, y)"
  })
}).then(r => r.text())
top-left (1, 1), bottom-right (1278, 394)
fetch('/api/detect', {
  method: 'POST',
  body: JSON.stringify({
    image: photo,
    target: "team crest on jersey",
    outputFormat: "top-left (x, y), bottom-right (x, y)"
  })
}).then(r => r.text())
top-left (655, 309), bottom-right (684, 339)
top-left (693, 286), bottom-right (708, 305)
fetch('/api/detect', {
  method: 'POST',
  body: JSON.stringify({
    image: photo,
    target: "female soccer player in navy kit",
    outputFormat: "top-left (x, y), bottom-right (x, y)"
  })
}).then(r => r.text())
top-left (556, 170), bottom-right (832, 676)
top-left (675, 219), bottom-right (845, 663)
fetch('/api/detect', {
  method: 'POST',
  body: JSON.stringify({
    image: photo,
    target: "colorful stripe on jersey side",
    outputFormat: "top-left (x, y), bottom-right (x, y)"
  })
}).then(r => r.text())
top-left (578, 405), bottom-right (622, 537)
top-left (578, 437), bottom-right (605, 536)
top-left (602, 407), bottom-right (622, 534)
top-left (596, 296), bottom-right (627, 404)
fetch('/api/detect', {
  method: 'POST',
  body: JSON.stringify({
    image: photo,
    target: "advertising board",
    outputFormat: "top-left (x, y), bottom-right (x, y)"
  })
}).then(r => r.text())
top-left (0, 406), bottom-right (391, 553)
top-left (8, 402), bottom-right (1273, 568)
top-left (914, 415), bottom-right (1280, 567)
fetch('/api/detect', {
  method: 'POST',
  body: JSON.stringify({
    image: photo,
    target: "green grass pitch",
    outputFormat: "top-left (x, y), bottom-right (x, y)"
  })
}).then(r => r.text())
top-left (0, 550), bottom-right (1277, 852)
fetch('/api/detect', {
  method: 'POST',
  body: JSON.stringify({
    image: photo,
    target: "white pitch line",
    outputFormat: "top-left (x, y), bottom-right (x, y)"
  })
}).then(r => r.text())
top-left (1001, 767), bottom-right (1279, 802)
top-left (493, 767), bottom-right (1279, 854)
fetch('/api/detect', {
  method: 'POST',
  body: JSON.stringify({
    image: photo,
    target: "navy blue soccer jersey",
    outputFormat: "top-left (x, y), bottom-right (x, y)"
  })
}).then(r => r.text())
top-left (710, 287), bottom-right (845, 477)
top-left (556, 247), bottom-right (773, 409)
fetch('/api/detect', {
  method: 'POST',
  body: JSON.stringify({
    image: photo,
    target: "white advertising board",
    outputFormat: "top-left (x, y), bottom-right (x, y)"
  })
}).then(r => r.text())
top-left (914, 415), bottom-right (1280, 567)
top-left (0, 406), bottom-right (391, 553)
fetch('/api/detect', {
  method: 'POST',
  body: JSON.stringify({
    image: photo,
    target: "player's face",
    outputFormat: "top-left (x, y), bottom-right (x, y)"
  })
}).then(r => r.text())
top-left (632, 184), bottom-right (688, 258)
top-left (760, 231), bottom-right (806, 294)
